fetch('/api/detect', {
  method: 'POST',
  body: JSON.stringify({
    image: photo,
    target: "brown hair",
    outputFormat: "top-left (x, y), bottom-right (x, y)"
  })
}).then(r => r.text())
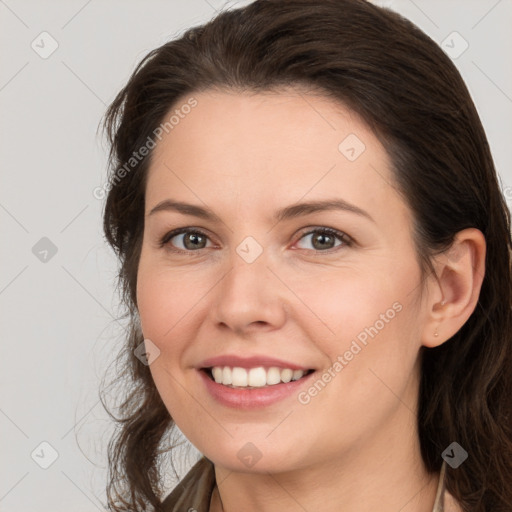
top-left (99, 1), bottom-right (512, 510)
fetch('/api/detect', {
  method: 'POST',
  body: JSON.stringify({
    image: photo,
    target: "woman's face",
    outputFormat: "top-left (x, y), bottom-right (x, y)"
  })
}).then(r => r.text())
top-left (137, 88), bottom-right (431, 473)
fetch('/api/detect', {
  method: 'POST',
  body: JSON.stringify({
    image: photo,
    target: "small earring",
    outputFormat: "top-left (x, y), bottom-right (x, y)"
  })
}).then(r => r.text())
top-left (441, 300), bottom-right (446, 306)
top-left (434, 328), bottom-right (439, 337)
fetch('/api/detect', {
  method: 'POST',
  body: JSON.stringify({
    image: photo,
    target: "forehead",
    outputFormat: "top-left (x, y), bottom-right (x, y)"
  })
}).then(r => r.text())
top-left (145, 88), bottom-right (402, 221)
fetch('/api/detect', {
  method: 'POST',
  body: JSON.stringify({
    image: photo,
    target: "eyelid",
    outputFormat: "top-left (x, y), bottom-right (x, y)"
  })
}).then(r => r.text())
top-left (159, 227), bottom-right (216, 249)
top-left (293, 226), bottom-right (354, 252)
top-left (296, 226), bottom-right (353, 242)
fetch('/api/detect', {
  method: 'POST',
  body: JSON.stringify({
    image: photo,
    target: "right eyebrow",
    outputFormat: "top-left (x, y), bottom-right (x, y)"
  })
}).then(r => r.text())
top-left (148, 200), bottom-right (222, 222)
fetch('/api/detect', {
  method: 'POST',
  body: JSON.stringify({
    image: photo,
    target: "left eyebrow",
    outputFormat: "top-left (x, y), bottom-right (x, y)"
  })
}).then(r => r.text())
top-left (274, 198), bottom-right (375, 224)
top-left (147, 198), bottom-right (375, 224)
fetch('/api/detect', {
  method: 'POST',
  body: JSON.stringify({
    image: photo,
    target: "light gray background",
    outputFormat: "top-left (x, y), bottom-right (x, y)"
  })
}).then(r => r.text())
top-left (1, 0), bottom-right (511, 510)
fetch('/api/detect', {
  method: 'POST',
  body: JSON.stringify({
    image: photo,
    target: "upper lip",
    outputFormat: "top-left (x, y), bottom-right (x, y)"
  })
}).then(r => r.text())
top-left (198, 355), bottom-right (313, 371)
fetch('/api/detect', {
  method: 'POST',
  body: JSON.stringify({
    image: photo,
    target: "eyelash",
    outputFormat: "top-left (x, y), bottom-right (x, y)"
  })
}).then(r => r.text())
top-left (159, 226), bottom-right (353, 255)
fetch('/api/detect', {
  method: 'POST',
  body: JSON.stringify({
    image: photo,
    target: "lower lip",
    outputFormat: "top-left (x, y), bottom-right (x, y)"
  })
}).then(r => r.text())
top-left (198, 369), bottom-right (315, 409)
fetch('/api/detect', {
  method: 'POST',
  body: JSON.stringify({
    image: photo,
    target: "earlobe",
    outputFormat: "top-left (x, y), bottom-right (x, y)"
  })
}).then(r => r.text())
top-left (432, 300), bottom-right (446, 338)
top-left (421, 228), bottom-right (486, 348)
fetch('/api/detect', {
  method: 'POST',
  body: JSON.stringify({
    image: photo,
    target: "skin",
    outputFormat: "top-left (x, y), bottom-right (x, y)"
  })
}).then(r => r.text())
top-left (136, 87), bottom-right (486, 512)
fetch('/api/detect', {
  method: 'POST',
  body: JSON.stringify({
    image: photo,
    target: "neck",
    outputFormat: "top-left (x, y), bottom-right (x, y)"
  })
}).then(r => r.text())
top-left (210, 411), bottom-right (440, 512)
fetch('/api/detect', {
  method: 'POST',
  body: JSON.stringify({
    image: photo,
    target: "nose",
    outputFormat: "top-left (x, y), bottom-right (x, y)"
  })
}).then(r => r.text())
top-left (210, 248), bottom-right (288, 335)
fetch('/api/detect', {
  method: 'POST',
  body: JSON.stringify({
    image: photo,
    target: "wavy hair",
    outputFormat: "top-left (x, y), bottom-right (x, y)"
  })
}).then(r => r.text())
top-left (99, 1), bottom-right (512, 510)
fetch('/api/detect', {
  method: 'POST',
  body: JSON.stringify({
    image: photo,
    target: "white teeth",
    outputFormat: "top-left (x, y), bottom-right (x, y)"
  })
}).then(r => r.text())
top-left (266, 367), bottom-right (281, 385)
top-left (281, 368), bottom-right (293, 383)
top-left (222, 366), bottom-right (232, 385)
top-left (212, 367), bottom-right (223, 383)
top-left (231, 367), bottom-right (248, 386)
top-left (208, 366), bottom-right (308, 387)
top-left (292, 369), bottom-right (304, 381)
top-left (248, 367), bottom-right (267, 387)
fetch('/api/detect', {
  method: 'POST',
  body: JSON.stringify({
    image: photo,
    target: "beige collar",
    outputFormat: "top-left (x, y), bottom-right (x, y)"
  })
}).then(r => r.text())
top-left (432, 461), bottom-right (462, 512)
top-left (432, 460), bottom-right (447, 512)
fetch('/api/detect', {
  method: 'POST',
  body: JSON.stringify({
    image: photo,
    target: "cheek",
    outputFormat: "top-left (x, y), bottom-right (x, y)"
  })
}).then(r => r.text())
top-left (136, 263), bottom-right (196, 418)
top-left (290, 270), bottom-right (402, 342)
top-left (135, 256), bottom-right (187, 355)
top-left (136, 258), bottom-right (219, 367)
top-left (136, 268), bottom-right (169, 341)
top-left (295, 261), bottom-right (422, 377)
top-left (137, 255), bottom-right (193, 336)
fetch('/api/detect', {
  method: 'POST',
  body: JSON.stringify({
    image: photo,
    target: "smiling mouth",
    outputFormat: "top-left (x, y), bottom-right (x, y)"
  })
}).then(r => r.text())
top-left (201, 366), bottom-right (315, 389)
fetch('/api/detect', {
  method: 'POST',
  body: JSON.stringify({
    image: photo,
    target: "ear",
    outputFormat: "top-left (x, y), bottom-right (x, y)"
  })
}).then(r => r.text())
top-left (421, 228), bottom-right (486, 348)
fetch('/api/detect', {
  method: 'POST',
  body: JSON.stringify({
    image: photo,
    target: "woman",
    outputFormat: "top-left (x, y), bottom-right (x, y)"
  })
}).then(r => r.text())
top-left (99, 1), bottom-right (512, 511)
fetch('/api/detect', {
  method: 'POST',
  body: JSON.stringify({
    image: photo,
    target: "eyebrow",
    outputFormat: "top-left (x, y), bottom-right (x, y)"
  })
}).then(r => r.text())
top-left (148, 198), bottom-right (375, 223)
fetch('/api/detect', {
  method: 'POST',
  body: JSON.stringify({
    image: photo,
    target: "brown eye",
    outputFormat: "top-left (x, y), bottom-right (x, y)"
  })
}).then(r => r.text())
top-left (161, 229), bottom-right (211, 251)
top-left (295, 228), bottom-right (352, 252)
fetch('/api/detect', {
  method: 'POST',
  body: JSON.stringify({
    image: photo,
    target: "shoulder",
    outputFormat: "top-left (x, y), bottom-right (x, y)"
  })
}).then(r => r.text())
top-left (161, 456), bottom-right (216, 512)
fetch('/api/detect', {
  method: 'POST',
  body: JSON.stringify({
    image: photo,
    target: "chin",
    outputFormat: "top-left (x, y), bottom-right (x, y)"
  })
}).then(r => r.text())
top-left (199, 439), bottom-right (307, 475)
